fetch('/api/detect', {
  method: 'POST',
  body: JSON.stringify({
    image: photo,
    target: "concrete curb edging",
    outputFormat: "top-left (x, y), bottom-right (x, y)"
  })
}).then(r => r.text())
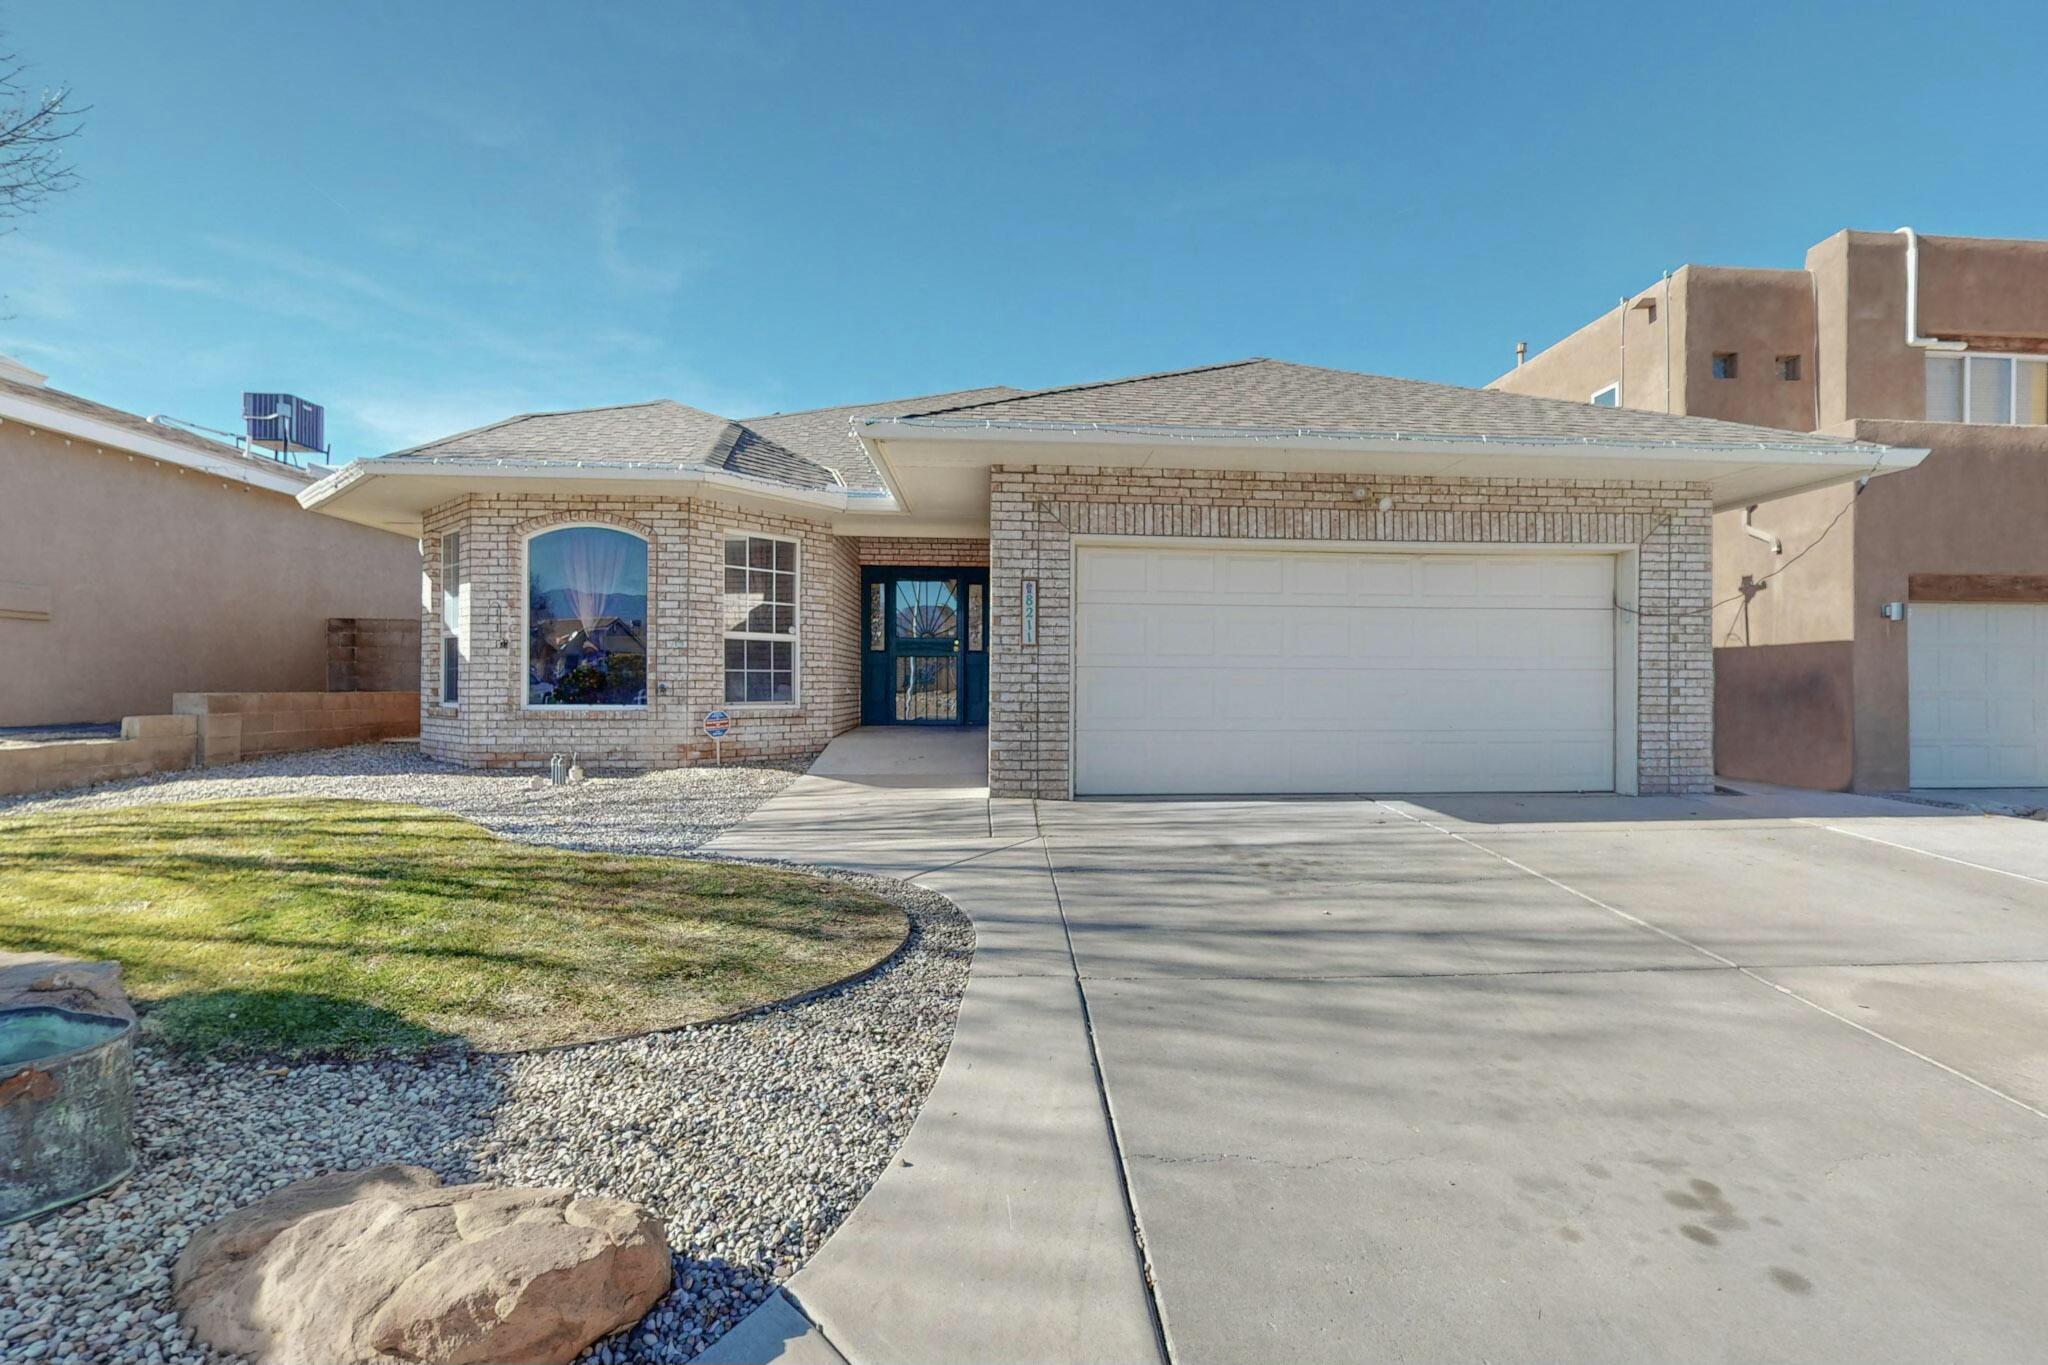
top-left (691, 1290), bottom-right (846, 1365)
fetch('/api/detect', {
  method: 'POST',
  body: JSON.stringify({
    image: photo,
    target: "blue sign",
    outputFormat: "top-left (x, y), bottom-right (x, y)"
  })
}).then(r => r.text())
top-left (703, 709), bottom-right (732, 739)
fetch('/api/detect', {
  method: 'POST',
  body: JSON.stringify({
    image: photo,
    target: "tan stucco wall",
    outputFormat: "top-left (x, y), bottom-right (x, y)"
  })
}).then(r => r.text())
top-left (1489, 274), bottom-right (1685, 411)
top-left (418, 494), bottom-right (862, 769)
top-left (0, 424), bottom-right (420, 726)
top-left (1707, 483), bottom-right (1859, 789)
top-left (1493, 266), bottom-right (1815, 432)
top-left (1843, 418), bottom-right (2048, 790)
top-left (987, 467), bottom-right (1714, 799)
top-left (1677, 268), bottom-right (1816, 431)
top-left (1915, 233), bottom-right (2048, 343)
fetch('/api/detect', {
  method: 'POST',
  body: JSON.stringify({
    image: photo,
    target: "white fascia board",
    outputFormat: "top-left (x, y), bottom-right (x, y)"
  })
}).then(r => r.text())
top-left (859, 418), bottom-right (1927, 512)
top-left (298, 457), bottom-right (866, 525)
top-left (0, 388), bottom-right (313, 495)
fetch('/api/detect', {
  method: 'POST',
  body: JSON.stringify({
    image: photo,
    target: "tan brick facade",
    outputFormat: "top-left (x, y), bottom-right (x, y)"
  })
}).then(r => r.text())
top-left (987, 466), bottom-right (1714, 799)
top-left (418, 494), bottom-right (861, 769)
top-left (853, 537), bottom-right (989, 567)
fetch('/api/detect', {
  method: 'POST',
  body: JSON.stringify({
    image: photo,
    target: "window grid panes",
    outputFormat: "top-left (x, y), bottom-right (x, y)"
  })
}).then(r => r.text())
top-left (527, 526), bottom-right (649, 706)
top-left (1926, 354), bottom-right (1964, 421)
top-left (1967, 355), bottom-right (2013, 425)
top-left (1934, 354), bottom-right (2048, 426)
top-left (723, 535), bottom-right (797, 703)
top-left (439, 532), bottom-right (461, 705)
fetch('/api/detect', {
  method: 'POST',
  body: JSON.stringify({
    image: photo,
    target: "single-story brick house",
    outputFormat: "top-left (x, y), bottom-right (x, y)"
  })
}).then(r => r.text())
top-left (299, 359), bottom-right (1921, 798)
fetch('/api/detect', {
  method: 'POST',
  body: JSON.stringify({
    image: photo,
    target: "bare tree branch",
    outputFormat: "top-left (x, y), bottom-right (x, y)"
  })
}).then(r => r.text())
top-left (0, 39), bottom-right (86, 228)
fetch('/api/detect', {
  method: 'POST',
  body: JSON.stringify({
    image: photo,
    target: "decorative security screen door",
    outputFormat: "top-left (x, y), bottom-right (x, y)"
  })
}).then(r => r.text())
top-left (860, 566), bottom-right (990, 727)
top-left (890, 578), bottom-right (960, 723)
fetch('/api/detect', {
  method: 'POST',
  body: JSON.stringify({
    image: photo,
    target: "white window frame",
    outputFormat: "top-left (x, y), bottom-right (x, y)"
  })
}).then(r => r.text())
top-left (1589, 383), bottom-right (1619, 407)
top-left (1941, 352), bottom-right (2048, 426)
top-left (438, 530), bottom-right (463, 707)
top-left (721, 529), bottom-right (801, 710)
top-left (520, 522), bottom-right (652, 712)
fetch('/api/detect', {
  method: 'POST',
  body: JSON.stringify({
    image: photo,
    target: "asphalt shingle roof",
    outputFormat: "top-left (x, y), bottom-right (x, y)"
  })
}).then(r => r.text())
top-left (887, 358), bottom-right (1873, 451)
top-left (363, 360), bottom-right (1882, 505)
top-left (742, 386), bottom-right (1021, 491)
top-left (379, 399), bottom-right (842, 492)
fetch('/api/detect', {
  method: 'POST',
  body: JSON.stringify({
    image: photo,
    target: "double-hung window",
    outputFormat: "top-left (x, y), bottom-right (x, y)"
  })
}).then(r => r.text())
top-left (438, 531), bottom-right (462, 705)
top-left (1926, 354), bottom-right (2048, 425)
top-left (723, 534), bottom-right (798, 704)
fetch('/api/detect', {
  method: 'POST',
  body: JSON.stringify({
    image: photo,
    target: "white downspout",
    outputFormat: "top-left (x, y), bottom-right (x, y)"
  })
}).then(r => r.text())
top-left (1742, 505), bottom-right (1783, 555)
top-left (1893, 227), bottom-right (1967, 352)
top-left (1616, 298), bottom-right (1627, 407)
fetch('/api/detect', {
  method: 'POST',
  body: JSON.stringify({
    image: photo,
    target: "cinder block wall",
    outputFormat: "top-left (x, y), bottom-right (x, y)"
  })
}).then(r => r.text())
top-left (418, 495), bottom-right (861, 770)
top-left (327, 617), bottom-right (422, 692)
top-left (987, 466), bottom-right (1714, 799)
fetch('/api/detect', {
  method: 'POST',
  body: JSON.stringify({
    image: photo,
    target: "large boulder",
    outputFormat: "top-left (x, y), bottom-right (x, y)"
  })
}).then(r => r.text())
top-left (172, 1164), bottom-right (671, 1365)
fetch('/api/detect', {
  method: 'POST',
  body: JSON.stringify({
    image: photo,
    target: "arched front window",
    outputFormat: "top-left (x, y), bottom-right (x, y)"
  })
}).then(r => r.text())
top-left (527, 526), bottom-right (649, 707)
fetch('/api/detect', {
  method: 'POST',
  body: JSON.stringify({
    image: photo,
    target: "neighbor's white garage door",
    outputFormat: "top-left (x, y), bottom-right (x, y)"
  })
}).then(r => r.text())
top-left (1073, 546), bottom-right (1617, 796)
top-left (1909, 602), bottom-right (2048, 787)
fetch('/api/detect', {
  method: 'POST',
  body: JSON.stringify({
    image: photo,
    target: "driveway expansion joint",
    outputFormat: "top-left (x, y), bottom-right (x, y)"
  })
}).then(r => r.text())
top-left (1039, 809), bottom-right (1176, 1365)
top-left (1378, 799), bottom-right (2048, 1127)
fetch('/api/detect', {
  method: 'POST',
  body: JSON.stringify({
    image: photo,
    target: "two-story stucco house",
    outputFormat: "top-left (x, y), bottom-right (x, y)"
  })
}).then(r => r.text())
top-left (299, 358), bottom-right (1918, 799)
top-left (1496, 229), bottom-right (2048, 792)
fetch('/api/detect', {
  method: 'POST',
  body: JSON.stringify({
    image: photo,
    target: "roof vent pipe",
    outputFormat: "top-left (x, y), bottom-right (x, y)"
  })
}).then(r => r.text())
top-left (1893, 227), bottom-right (1967, 352)
top-left (1515, 340), bottom-right (1527, 368)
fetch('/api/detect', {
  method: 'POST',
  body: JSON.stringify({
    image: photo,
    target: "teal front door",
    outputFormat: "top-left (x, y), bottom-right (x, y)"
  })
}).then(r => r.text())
top-left (861, 567), bottom-right (989, 726)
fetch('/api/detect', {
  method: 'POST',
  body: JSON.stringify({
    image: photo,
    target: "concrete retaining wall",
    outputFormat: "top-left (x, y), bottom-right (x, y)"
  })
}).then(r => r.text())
top-left (172, 691), bottom-right (418, 762)
top-left (0, 692), bottom-right (420, 799)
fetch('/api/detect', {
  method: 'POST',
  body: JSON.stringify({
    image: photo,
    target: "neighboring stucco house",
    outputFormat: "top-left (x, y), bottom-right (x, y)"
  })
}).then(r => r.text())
top-left (0, 358), bottom-right (421, 727)
top-left (1495, 229), bottom-right (2048, 791)
top-left (299, 358), bottom-right (1914, 798)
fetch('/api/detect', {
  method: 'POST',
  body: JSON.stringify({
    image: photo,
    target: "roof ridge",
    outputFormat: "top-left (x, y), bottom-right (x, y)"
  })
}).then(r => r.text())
top-left (740, 384), bottom-right (1022, 422)
top-left (895, 359), bottom-right (1268, 420)
top-left (386, 398), bottom-right (727, 459)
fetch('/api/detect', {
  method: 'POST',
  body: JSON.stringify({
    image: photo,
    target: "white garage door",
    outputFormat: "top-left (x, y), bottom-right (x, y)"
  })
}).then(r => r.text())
top-left (1909, 602), bottom-right (2048, 787)
top-left (1074, 546), bottom-right (1617, 796)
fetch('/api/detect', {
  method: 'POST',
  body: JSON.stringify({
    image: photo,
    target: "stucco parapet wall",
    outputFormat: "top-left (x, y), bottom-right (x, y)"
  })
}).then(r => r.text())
top-left (984, 465), bottom-right (1715, 800)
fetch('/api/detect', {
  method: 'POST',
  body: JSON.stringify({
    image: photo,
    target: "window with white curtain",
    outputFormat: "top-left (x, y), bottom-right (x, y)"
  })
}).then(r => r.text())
top-left (526, 526), bottom-right (649, 706)
top-left (439, 532), bottom-right (462, 705)
top-left (723, 534), bottom-right (798, 704)
top-left (1928, 354), bottom-right (2048, 425)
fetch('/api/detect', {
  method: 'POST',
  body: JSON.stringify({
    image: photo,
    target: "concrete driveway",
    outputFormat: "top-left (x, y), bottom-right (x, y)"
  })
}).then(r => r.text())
top-left (1040, 792), bottom-right (2048, 1364)
top-left (711, 742), bottom-right (2048, 1365)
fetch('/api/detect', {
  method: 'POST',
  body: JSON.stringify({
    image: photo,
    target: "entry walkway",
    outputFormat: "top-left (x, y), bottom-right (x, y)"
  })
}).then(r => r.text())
top-left (702, 727), bottom-right (1163, 1365)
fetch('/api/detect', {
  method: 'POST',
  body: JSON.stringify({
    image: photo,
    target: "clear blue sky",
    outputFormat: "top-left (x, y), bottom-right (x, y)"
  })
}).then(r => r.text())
top-left (3, 2), bottom-right (2042, 458)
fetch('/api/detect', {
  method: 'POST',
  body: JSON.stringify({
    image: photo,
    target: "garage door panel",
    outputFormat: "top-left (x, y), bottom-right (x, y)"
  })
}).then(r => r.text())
top-left (1220, 554), bottom-right (1285, 596)
top-left (1288, 554), bottom-right (1352, 598)
top-left (1909, 602), bottom-right (2048, 786)
top-left (1419, 557), bottom-right (1479, 599)
top-left (1075, 546), bottom-right (1617, 795)
top-left (1349, 556), bottom-right (1417, 598)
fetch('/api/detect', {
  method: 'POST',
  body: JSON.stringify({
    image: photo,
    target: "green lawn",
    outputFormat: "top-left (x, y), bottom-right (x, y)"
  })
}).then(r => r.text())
top-left (0, 798), bottom-right (906, 1057)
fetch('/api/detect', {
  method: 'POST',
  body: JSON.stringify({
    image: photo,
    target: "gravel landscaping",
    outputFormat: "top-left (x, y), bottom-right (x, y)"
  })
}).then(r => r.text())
top-left (0, 747), bottom-right (976, 1364)
top-left (0, 741), bottom-right (802, 855)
